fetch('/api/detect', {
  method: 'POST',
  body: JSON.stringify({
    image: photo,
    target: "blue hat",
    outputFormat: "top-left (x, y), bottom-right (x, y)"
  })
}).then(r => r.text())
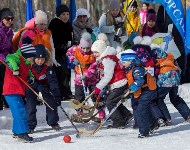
top-left (34, 44), bottom-right (47, 58)
top-left (120, 49), bottom-right (137, 62)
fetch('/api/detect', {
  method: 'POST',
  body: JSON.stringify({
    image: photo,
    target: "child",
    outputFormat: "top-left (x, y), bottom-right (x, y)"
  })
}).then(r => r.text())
top-left (140, 9), bottom-right (159, 37)
top-left (139, 2), bottom-right (150, 26)
top-left (91, 39), bottom-right (133, 129)
top-left (25, 44), bottom-right (62, 134)
top-left (151, 45), bottom-right (190, 124)
top-left (67, 32), bottom-right (98, 115)
top-left (2, 37), bottom-right (36, 142)
top-left (120, 49), bottom-right (158, 138)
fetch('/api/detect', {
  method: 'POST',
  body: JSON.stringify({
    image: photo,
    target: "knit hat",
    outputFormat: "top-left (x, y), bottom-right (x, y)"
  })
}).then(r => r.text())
top-left (0, 8), bottom-right (13, 20)
top-left (79, 32), bottom-right (92, 48)
top-left (147, 9), bottom-right (157, 22)
top-left (76, 8), bottom-right (90, 18)
top-left (34, 44), bottom-right (47, 58)
top-left (91, 39), bottom-right (107, 55)
top-left (130, 0), bottom-right (138, 8)
top-left (35, 10), bottom-right (47, 24)
top-left (109, 0), bottom-right (120, 10)
top-left (20, 37), bottom-right (36, 58)
top-left (97, 33), bottom-right (110, 45)
top-left (56, 4), bottom-right (69, 17)
top-left (120, 49), bottom-right (137, 62)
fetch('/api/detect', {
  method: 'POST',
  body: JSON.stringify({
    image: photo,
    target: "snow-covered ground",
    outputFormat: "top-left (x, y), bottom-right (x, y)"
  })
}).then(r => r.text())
top-left (1, 72), bottom-right (190, 150)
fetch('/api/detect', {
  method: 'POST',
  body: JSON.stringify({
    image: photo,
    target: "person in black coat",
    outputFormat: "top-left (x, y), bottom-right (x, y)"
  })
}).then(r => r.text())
top-left (48, 4), bottom-right (74, 100)
top-left (156, 5), bottom-right (188, 83)
top-left (25, 44), bottom-right (62, 134)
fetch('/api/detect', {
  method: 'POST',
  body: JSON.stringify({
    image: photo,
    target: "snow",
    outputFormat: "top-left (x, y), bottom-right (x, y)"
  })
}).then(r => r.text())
top-left (1, 72), bottom-right (190, 150)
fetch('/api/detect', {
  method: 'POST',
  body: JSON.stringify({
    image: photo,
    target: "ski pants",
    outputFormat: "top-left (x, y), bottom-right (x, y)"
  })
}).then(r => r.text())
top-left (5, 94), bottom-right (29, 134)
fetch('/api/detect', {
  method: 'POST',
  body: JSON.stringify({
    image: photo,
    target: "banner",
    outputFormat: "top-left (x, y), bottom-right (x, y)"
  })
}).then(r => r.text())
top-left (186, 1), bottom-right (190, 50)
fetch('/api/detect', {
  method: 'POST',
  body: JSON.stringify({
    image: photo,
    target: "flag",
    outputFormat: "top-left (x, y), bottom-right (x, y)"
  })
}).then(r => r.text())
top-left (56, 0), bottom-right (61, 7)
top-left (69, 0), bottom-right (76, 22)
top-left (159, 0), bottom-right (190, 54)
top-left (26, 0), bottom-right (33, 22)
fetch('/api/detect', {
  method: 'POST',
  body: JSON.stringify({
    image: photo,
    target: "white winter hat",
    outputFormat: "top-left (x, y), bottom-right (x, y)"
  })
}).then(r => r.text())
top-left (133, 36), bottom-right (143, 45)
top-left (91, 40), bottom-right (107, 55)
top-left (79, 32), bottom-right (92, 48)
top-left (35, 10), bottom-right (47, 24)
top-left (97, 33), bottom-right (110, 46)
top-left (76, 8), bottom-right (90, 18)
top-left (140, 36), bottom-right (152, 46)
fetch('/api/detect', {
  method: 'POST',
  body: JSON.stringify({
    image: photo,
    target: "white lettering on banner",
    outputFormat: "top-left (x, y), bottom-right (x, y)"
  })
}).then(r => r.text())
top-left (164, 0), bottom-right (185, 35)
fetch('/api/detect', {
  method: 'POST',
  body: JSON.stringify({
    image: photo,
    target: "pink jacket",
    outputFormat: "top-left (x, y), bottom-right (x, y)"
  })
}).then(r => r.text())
top-left (67, 46), bottom-right (99, 86)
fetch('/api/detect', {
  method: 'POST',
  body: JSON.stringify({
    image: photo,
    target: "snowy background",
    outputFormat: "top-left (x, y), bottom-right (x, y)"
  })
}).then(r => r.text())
top-left (1, 71), bottom-right (190, 150)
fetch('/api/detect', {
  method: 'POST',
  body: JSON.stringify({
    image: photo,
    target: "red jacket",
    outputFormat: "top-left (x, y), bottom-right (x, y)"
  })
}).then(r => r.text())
top-left (3, 56), bottom-right (31, 96)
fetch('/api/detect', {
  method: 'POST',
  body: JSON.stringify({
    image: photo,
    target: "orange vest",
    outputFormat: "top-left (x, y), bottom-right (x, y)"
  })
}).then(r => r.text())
top-left (126, 68), bottom-right (157, 98)
top-left (74, 46), bottom-right (95, 74)
top-left (156, 53), bottom-right (178, 74)
top-left (32, 30), bottom-right (52, 53)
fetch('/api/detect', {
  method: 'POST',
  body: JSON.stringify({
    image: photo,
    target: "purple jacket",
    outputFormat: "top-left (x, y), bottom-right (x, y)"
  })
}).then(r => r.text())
top-left (0, 22), bottom-right (14, 60)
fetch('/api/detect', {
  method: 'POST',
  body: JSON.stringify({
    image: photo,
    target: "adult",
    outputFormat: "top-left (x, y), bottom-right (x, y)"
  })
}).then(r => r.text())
top-left (48, 4), bottom-right (74, 100)
top-left (72, 8), bottom-right (95, 44)
top-left (0, 8), bottom-right (14, 110)
top-left (99, 0), bottom-right (128, 53)
top-left (139, 2), bottom-right (150, 26)
top-left (13, 10), bottom-right (60, 67)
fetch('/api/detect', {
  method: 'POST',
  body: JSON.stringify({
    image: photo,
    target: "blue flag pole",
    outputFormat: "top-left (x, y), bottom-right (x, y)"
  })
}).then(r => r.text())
top-left (26, 0), bottom-right (33, 22)
top-left (56, 0), bottom-right (61, 7)
top-left (69, 0), bottom-right (76, 22)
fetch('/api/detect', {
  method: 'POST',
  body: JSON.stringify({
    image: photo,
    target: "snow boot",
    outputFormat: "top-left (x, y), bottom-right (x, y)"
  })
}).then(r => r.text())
top-left (138, 133), bottom-right (149, 138)
top-left (157, 118), bottom-right (166, 127)
top-left (28, 129), bottom-right (34, 134)
top-left (51, 123), bottom-right (61, 131)
top-left (17, 133), bottom-right (33, 143)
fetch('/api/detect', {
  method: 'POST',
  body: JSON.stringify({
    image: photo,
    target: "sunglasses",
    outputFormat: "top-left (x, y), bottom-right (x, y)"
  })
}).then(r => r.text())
top-left (77, 15), bottom-right (87, 19)
top-left (4, 16), bottom-right (14, 21)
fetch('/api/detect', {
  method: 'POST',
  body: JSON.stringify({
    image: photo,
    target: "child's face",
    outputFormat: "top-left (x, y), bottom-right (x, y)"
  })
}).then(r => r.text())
top-left (59, 12), bottom-right (70, 23)
top-left (27, 57), bottom-right (34, 64)
top-left (93, 51), bottom-right (100, 59)
top-left (81, 47), bottom-right (91, 53)
top-left (35, 58), bottom-right (46, 66)
top-left (35, 23), bottom-right (47, 31)
top-left (122, 61), bottom-right (131, 68)
top-left (130, 6), bottom-right (137, 12)
top-left (147, 20), bottom-right (155, 28)
top-left (142, 4), bottom-right (148, 11)
top-left (110, 9), bottom-right (120, 17)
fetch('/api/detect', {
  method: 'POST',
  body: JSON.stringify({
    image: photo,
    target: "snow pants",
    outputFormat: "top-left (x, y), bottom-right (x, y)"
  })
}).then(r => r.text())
top-left (5, 94), bottom-right (29, 134)
top-left (25, 87), bottom-right (59, 130)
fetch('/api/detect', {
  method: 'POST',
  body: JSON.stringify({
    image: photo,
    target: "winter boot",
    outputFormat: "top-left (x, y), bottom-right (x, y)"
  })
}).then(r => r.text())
top-left (107, 124), bottom-right (125, 129)
top-left (28, 129), bottom-right (34, 134)
top-left (165, 119), bottom-right (172, 126)
top-left (51, 123), bottom-right (61, 131)
top-left (149, 122), bottom-right (160, 134)
top-left (138, 133), bottom-right (149, 138)
top-left (98, 110), bottom-right (106, 119)
top-left (17, 133), bottom-right (33, 143)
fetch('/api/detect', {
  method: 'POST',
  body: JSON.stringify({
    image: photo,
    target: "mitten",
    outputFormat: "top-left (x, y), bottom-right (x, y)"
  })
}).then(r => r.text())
top-left (13, 70), bottom-right (19, 76)
top-left (94, 87), bottom-right (101, 95)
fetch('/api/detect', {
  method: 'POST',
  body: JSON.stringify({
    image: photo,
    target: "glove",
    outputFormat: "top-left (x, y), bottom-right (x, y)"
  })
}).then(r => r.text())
top-left (94, 87), bottom-right (101, 95)
top-left (85, 28), bottom-right (93, 34)
top-left (114, 35), bottom-right (121, 43)
top-left (80, 74), bottom-right (86, 81)
top-left (13, 70), bottom-right (19, 76)
top-left (52, 59), bottom-right (61, 67)
top-left (115, 22), bottom-right (124, 29)
top-left (73, 58), bottom-right (80, 66)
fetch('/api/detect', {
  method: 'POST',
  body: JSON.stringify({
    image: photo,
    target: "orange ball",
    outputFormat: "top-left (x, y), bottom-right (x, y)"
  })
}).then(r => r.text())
top-left (63, 135), bottom-right (71, 143)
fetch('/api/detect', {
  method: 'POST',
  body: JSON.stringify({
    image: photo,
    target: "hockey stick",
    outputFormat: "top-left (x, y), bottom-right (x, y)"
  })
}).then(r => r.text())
top-left (69, 91), bottom-right (95, 109)
top-left (0, 59), bottom-right (54, 110)
top-left (59, 105), bottom-right (80, 134)
top-left (78, 91), bottom-right (130, 137)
